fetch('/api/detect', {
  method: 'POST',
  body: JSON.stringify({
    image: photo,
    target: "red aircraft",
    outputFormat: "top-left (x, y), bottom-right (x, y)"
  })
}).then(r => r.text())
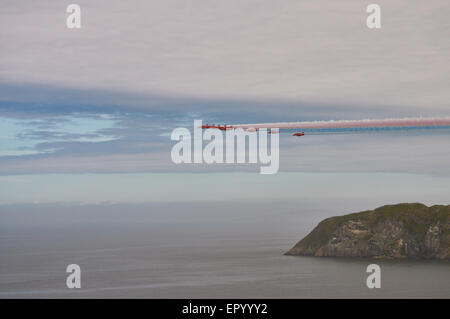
top-left (201, 124), bottom-right (233, 130)
top-left (293, 132), bottom-right (305, 136)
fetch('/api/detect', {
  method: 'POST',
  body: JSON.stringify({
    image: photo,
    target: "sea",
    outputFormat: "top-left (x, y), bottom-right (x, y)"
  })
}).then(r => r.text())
top-left (0, 200), bottom-right (448, 298)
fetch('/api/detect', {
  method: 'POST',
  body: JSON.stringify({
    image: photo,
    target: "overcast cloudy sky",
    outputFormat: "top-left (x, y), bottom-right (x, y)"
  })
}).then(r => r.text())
top-left (2, 0), bottom-right (450, 112)
top-left (0, 1), bottom-right (449, 204)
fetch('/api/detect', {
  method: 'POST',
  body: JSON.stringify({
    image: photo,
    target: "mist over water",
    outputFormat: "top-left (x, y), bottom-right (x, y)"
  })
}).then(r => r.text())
top-left (1, 201), bottom-right (449, 298)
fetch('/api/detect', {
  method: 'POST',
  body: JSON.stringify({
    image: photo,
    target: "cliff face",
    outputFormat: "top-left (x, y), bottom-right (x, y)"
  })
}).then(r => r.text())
top-left (286, 203), bottom-right (450, 259)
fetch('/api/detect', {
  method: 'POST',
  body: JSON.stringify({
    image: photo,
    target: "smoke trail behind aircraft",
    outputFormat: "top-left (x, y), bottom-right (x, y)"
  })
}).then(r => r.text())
top-left (232, 117), bottom-right (450, 129)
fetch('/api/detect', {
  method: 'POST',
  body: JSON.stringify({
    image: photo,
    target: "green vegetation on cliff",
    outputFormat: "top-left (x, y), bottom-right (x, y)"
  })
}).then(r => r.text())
top-left (286, 203), bottom-right (450, 259)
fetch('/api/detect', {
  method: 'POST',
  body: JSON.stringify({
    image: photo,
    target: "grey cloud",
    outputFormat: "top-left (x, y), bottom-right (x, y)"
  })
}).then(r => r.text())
top-left (1, 128), bottom-right (449, 177)
top-left (1, 0), bottom-right (449, 113)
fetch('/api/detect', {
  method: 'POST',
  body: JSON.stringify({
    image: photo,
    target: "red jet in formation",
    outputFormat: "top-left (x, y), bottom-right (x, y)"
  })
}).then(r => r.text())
top-left (201, 124), bottom-right (233, 131)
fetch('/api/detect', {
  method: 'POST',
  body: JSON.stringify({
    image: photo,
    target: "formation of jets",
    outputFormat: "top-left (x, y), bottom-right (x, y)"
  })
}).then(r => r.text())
top-left (201, 117), bottom-right (450, 137)
top-left (201, 124), bottom-right (305, 136)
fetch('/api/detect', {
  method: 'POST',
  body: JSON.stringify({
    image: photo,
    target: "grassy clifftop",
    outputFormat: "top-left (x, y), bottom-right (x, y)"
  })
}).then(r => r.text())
top-left (286, 203), bottom-right (450, 259)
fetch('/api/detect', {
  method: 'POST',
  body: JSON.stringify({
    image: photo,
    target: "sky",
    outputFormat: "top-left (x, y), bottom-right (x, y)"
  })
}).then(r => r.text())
top-left (0, 1), bottom-right (449, 205)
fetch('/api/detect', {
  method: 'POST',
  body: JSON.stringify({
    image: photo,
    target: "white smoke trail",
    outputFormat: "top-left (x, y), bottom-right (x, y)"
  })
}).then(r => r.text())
top-left (231, 117), bottom-right (450, 129)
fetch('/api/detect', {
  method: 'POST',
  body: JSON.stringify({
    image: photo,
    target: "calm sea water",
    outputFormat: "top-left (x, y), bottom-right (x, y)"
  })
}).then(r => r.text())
top-left (0, 201), bottom-right (448, 298)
